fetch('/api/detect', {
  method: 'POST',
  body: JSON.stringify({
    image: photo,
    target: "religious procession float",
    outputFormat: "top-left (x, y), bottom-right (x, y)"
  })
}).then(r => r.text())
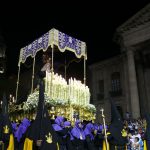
top-left (9, 28), bottom-right (96, 123)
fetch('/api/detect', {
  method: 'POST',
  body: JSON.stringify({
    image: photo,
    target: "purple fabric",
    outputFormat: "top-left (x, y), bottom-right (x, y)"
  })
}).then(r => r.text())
top-left (99, 124), bottom-right (108, 131)
top-left (11, 122), bottom-right (17, 130)
top-left (15, 118), bottom-right (30, 142)
top-left (15, 125), bottom-right (23, 142)
top-left (52, 124), bottom-right (63, 131)
top-left (55, 116), bottom-right (64, 126)
top-left (11, 122), bottom-right (17, 134)
top-left (21, 118), bottom-right (30, 128)
top-left (71, 120), bottom-right (85, 140)
top-left (99, 125), bottom-right (103, 131)
top-left (84, 123), bottom-right (94, 140)
top-left (63, 121), bottom-right (74, 140)
top-left (52, 116), bottom-right (64, 131)
top-left (93, 124), bottom-right (99, 131)
top-left (64, 121), bottom-right (71, 127)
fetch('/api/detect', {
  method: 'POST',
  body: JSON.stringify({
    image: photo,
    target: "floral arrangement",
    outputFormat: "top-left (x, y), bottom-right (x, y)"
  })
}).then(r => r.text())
top-left (22, 91), bottom-right (96, 113)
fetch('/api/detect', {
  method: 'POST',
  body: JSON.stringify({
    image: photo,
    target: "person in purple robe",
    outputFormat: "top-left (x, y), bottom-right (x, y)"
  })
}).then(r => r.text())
top-left (52, 116), bottom-right (70, 150)
top-left (15, 118), bottom-right (30, 150)
top-left (63, 121), bottom-right (75, 150)
top-left (84, 123), bottom-right (96, 150)
top-left (71, 120), bottom-right (86, 150)
top-left (52, 116), bottom-right (64, 131)
top-left (11, 122), bottom-right (17, 135)
top-left (15, 118), bottom-right (30, 142)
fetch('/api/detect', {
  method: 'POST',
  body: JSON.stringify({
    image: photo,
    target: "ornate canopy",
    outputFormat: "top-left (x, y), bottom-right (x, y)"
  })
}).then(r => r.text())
top-left (18, 28), bottom-right (87, 66)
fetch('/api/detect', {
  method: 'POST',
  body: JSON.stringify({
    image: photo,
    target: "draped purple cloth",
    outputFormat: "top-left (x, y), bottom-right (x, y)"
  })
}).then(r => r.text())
top-left (52, 124), bottom-right (63, 131)
top-left (99, 125), bottom-right (103, 131)
top-left (55, 116), bottom-right (64, 126)
top-left (84, 123), bottom-right (94, 140)
top-left (11, 122), bottom-right (17, 134)
top-left (15, 118), bottom-right (30, 142)
top-left (64, 121), bottom-right (71, 127)
top-left (93, 124), bottom-right (99, 131)
top-left (52, 116), bottom-right (64, 131)
top-left (71, 120), bottom-right (85, 140)
top-left (63, 121), bottom-right (74, 140)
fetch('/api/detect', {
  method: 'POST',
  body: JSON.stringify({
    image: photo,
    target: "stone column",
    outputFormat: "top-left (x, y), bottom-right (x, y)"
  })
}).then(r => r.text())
top-left (127, 47), bottom-right (140, 119)
top-left (136, 53), bottom-right (147, 117)
top-left (123, 55), bottom-right (130, 113)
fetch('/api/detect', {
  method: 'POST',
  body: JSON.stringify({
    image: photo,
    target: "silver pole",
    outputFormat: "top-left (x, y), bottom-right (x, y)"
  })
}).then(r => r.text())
top-left (16, 65), bottom-right (21, 102)
top-left (31, 57), bottom-right (35, 94)
top-left (100, 108), bottom-right (109, 150)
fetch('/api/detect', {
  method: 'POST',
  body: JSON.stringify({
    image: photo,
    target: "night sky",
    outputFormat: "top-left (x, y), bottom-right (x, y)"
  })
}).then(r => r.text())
top-left (0, 0), bottom-right (149, 76)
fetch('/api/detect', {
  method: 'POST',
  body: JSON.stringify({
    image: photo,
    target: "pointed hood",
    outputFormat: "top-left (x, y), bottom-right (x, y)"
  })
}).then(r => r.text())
top-left (144, 113), bottom-right (150, 140)
top-left (27, 80), bottom-right (49, 140)
top-left (25, 80), bottom-right (58, 149)
top-left (110, 98), bottom-right (122, 125)
top-left (145, 114), bottom-right (150, 127)
top-left (1, 93), bottom-right (12, 129)
top-left (109, 98), bottom-right (126, 145)
top-left (0, 93), bottom-right (14, 149)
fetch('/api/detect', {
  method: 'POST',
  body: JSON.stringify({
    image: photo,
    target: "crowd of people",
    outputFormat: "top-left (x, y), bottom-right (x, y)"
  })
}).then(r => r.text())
top-left (1, 114), bottom-right (149, 150)
top-left (124, 119), bottom-right (146, 150)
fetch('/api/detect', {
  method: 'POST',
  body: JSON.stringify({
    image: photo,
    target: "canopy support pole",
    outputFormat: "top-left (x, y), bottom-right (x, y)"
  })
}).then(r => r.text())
top-left (50, 45), bottom-right (54, 98)
top-left (16, 65), bottom-right (21, 102)
top-left (31, 57), bottom-right (35, 94)
top-left (84, 56), bottom-right (86, 85)
top-left (65, 57), bottom-right (67, 80)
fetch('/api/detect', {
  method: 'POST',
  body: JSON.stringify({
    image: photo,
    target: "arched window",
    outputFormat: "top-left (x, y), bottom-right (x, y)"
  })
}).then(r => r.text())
top-left (111, 72), bottom-right (121, 93)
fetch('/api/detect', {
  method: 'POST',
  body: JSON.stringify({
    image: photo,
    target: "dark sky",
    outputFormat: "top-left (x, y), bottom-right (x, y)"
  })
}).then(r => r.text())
top-left (0, 0), bottom-right (149, 75)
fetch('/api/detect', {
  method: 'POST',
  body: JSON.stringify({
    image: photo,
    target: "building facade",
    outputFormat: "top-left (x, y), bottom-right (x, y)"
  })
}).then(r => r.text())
top-left (89, 3), bottom-right (150, 123)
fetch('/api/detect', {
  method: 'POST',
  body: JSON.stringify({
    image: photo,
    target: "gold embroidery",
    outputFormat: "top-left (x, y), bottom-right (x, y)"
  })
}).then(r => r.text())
top-left (121, 129), bottom-right (127, 137)
top-left (3, 125), bottom-right (9, 134)
top-left (45, 132), bottom-right (52, 143)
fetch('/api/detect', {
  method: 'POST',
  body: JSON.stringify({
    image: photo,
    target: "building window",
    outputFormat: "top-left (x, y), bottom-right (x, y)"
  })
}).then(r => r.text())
top-left (117, 106), bottom-right (123, 118)
top-left (97, 80), bottom-right (104, 100)
top-left (110, 72), bottom-right (122, 96)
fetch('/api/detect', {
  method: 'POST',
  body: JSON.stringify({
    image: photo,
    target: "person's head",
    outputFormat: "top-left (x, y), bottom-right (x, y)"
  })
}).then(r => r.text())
top-left (134, 137), bottom-right (139, 143)
top-left (42, 54), bottom-right (51, 63)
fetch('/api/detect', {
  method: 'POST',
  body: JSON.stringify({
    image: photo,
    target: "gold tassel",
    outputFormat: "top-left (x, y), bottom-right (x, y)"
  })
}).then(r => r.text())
top-left (7, 134), bottom-right (14, 150)
top-left (102, 140), bottom-right (109, 150)
top-left (144, 140), bottom-right (147, 150)
top-left (23, 138), bottom-right (33, 150)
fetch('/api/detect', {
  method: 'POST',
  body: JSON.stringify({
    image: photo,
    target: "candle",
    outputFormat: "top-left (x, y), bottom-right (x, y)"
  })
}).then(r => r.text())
top-left (13, 97), bottom-right (15, 103)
